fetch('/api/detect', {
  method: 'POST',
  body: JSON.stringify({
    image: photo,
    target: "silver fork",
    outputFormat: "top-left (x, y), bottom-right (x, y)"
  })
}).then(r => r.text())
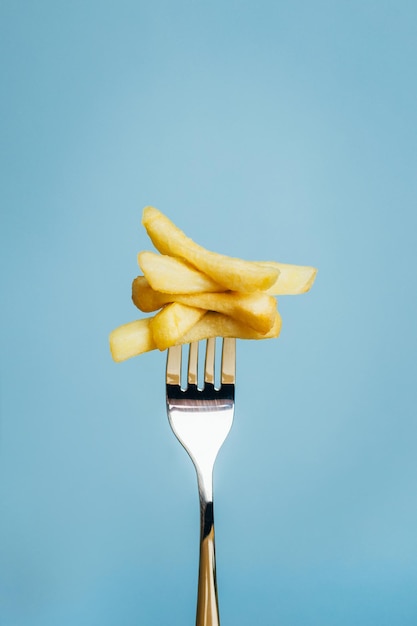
top-left (166, 337), bottom-right (236, 626)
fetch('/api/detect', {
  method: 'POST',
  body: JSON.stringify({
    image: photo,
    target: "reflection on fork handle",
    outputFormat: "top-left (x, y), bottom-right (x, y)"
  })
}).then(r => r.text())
top-left (196, 499), bottom-right (220, 626)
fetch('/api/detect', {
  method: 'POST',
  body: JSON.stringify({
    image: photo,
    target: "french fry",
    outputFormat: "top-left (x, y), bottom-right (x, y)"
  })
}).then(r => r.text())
top-left (138, 250), bottom-right (317, 297)
top-left (109, 310), bottom-right (282, 362)
top-left (142, 206), bottom-right (279, 292)
top-left (138, 251), bottom-right (224, 294)
top-left (132, 276), bottom-right (277, 334)
top-left (149, 303), bottom-right (206, 351)
top-left (109, 319), bottom-right (156, 362)
top-left (258, 262), bottom-right (318, 295)
top-left (131, 276), bottom-right (165, 312)
top-left (181, 310), bottom-right (282, 345)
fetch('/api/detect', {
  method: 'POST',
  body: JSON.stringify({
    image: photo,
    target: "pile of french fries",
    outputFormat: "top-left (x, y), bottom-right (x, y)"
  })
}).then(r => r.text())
top-left (109, 207), bottom-right (317, 362)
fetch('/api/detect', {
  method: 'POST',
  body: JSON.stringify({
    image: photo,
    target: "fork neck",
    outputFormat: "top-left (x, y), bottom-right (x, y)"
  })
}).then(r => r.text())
top-left (200, 500), bottom-right (214, 539)
top-left (196, 464), bottom-right (214, 504)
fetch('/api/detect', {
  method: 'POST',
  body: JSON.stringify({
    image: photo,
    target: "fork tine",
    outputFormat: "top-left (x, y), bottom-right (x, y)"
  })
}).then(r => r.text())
top-left (221, 337), bottom-right (236, 385)
top-left (204, 338), bottom-right (215, 385)
top-left (166, 344), bottom-right (182, 385)
top-left (188, 341), bottom-right (198, 386)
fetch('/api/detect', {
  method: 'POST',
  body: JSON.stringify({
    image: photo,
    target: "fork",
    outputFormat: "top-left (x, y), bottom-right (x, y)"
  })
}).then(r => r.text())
top-left (166, 337), bottom-right (236, 626)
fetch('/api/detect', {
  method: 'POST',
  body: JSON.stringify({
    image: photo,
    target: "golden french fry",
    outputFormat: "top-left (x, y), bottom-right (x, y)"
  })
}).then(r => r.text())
top-left (259, 261), bottom-right (318, 295)
top-left (109, 310), bottom-right (282, 362)
top-left (149, 303), bottom-right (206, 351)
top-left (142, 206), bottom-right (279, 292)
top-left (180, 310), bottom-right (282, 345)
top-left (131, 276), bottom-right (164, 312)
top-left (138, 251), bottom-right (224, 294)
top-left (109, 319), bottom-right (156, 362)
top-left (132, 276), bottom-right (277, 334)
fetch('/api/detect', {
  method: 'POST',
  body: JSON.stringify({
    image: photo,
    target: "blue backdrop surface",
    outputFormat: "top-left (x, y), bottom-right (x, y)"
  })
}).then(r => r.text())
top-left (1, 1), bottom-right (417, 624)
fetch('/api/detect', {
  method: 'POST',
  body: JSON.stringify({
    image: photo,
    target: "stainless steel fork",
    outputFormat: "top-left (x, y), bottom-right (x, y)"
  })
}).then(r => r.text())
top-left (166, 337), bottom-right (236, 626)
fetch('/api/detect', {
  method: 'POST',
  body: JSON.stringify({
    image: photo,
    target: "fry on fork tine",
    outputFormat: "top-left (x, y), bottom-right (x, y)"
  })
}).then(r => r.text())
top-left (166, 338), bottom-right (236, 626)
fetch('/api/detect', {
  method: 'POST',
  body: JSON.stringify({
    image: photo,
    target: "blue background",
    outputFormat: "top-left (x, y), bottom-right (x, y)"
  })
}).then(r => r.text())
top-left (1, 1), bottom-right (416, 624)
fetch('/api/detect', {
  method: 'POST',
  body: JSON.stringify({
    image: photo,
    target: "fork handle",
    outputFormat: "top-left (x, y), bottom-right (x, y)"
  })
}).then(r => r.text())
top-left (196, 500), bottom-right (220, 626)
